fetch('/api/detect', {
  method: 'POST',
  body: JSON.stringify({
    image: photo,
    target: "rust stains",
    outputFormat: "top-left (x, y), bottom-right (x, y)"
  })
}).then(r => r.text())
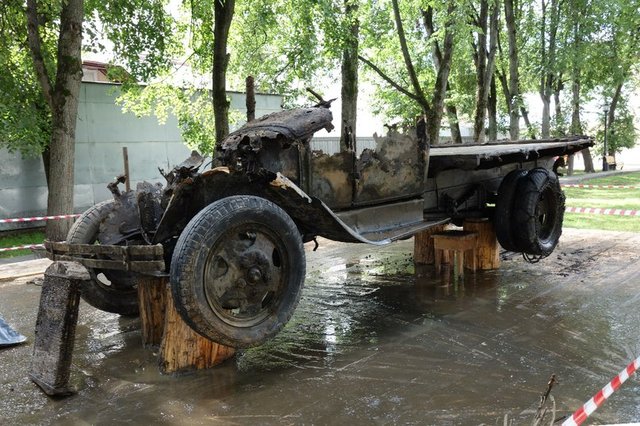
top-left (355, 130), bottom-right (425, 204)
top-left (309, 150), bottom-right (354, 209)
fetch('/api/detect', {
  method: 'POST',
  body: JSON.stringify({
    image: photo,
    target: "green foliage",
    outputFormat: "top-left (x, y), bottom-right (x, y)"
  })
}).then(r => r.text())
top-left (0, 47), bottom-right (51, 157)
top-left (86, 0), bottom-right (179, 83)
top-left (229, 0), bottom-right (348, 102)
top-left (0, 0), bottom-right (179, 158)
top-left (0, 0), bottom-right (56, 157)
top-left (591, 98), bottom-right (638, 156)
top-left (2, 0), bottom-right (639, 159)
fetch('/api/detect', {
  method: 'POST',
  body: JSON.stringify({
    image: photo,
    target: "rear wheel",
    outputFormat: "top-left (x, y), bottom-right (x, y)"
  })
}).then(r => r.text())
top-left (67, 201), bottom-right (139, 316)
top-left (511, 168), bottom-right (565, 255)
top-left (170, 196), bottom-right (305, 348)
top-left (494, 169), bottom-right (528, 251)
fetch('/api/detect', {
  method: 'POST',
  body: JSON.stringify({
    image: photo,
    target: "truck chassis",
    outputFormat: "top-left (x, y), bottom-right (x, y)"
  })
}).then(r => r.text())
top-left (46, 104), bottom-right (592, 348)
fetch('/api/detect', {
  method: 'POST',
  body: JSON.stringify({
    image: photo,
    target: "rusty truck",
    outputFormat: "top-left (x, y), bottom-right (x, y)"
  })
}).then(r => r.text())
top-left (48, 101), bottom-right (593, 348)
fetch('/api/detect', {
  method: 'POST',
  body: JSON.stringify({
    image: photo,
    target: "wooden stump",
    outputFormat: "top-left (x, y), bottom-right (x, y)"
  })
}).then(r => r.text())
top-left (432, 231), bottom-right (478, 280)
top-left (159, 280), bottom-right (235, 374)
top-left (413, 224), bottom-right (448, 264)
top-left (137, 276), bottom-right (167, 347)
top-left (463, 218), bottom-right (500, 270)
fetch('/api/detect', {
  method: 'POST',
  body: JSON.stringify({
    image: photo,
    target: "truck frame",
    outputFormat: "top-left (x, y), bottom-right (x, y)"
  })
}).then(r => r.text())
top-left (47, 103), bottom-right (593, 348)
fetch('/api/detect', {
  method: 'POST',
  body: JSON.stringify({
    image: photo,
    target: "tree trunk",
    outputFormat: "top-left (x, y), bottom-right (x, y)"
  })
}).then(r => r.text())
top-left (427, 3), bottom-right (455, 146)
top-left (212, 0), bottom-right (235, 150)
top-left (541, 95), bottom-right (551, 137)
top-left (570, 79), bottom-right (582, 135)
top-left (446, 103), bottom-right (463, 144)
top-left (245, 75), bottom-right (255, 122)
top-left (472, 0), bottom-right (488, 143)
top-left (521, 106), bottom-right (536, 139)
top-left (539, 0), bottom-right (559, 139)
top-left (582, 148), bottom-right (595, 173)
top-left (488, 75), bottom-right (498, 141)
top-left (504, 0), bottom-right (520, 140)
top-left (340, 0), bottom-right (359, 152)
top-left (553, 76), bottom-right (564, 135)
top-left (41, 146), bottom-right (51, 188)
top-left (472, 1), bottom-right (499, 143)
top-left (27, 0), bottom-right (84, 242)
top-left (570, 68), bottom-right (595, 174)
top-left (607, 82), bottom-right (623, 157)
top-left (422, 4), bottom-right (457, 145)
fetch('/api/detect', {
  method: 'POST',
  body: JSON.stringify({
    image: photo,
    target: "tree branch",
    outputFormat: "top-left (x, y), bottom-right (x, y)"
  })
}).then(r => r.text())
top-left (422, 6), bottom-right (443, 69)
top-left (391, 0), bottom-right (427, 107)
top-left (357, 55), bottom-right (423, 105)
top-left (25, 0), bottom-right (53, 109)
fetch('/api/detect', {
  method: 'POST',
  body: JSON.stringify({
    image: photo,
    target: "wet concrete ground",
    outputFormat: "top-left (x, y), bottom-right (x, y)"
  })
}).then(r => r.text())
top-left (1, 228), bottom-right (640, 425)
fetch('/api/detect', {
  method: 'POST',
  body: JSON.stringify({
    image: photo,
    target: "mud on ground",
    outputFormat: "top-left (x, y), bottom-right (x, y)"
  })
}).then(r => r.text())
top-left (1, 228), bottom-right (639, 424)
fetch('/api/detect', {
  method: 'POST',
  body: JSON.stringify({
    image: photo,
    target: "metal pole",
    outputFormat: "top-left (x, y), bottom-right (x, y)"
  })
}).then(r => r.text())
top-left (602, 109), bottom-right (609, 172)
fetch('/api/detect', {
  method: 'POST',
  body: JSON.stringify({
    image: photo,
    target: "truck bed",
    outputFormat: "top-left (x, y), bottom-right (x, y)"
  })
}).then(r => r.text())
top-left (429, 136), bottom-right (591, 173)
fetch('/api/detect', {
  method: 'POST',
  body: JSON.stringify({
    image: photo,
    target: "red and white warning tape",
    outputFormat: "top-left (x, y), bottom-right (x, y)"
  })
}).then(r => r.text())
top-left (0, 214), bottom-right (79, 253)
top-left (562, 355), bottom-right (640, 426)
top-left (0, 214), bottom-right (80, 224)
top-left (565, 207), bottom-right (638, 216)
top-left (0, 244), bottom-right (45, 253)
top-left (562, 184), bottom-right (636, 189)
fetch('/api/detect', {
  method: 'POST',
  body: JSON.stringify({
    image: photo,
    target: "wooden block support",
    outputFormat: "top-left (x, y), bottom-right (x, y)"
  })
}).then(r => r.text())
top-left (413, 224), bottom-right (448, 264)
top-left (432, 231), bottom-right (478, 279)
top-left (157, 278), bottom-right (235, 374)
top-left (463, 218), bottom-right (501, 270)
top-left (137, 276), bottom-right (167, 347)
top-left (30, 261), bottom-right (90, 396)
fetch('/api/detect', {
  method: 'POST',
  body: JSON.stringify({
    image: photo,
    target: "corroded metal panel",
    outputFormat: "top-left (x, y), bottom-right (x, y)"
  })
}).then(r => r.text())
top-left (309, 151), bottom-right (354, 209)
top-left (354, 130), bottom-right (425, 205)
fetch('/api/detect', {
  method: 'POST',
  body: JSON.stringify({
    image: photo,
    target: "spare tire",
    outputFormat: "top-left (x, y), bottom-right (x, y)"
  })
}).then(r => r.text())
top-left (494, 169), bottom-right (528, 251)
top-left (511, 168), bottom-right (565, 255)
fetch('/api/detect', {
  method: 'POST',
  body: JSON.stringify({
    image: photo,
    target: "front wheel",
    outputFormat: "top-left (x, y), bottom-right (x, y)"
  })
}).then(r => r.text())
top-left (170, 196), bottom-right (306, 348)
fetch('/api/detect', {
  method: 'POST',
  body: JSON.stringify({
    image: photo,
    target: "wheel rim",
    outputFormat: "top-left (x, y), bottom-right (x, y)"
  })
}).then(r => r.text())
top-left (203, 223), bottom-right (288, 328)
top-left (535, 186), bottom-right (557, 242)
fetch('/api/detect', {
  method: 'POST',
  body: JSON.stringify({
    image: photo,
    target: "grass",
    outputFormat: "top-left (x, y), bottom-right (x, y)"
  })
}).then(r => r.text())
top-left (573, 171), bottom-right (640, 186)
top-left (562, 171), bottom-right (640, 232)
top-left (0, 230), bottom-right (46, 259)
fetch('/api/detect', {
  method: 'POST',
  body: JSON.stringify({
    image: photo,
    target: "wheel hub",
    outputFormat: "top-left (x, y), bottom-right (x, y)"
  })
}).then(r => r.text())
top-left (203, 227), bottom-right (285, 327)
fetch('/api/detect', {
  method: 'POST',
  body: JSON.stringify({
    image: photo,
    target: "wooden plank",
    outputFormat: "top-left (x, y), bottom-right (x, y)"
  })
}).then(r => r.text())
top-left (46, 255), bottom-right (164, 273)
top-left (45, 242), bottom-right (164, 259)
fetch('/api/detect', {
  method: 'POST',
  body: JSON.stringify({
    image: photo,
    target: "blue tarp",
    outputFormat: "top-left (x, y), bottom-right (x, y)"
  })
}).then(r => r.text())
top-left (0, 316), bottom-right (26, 347)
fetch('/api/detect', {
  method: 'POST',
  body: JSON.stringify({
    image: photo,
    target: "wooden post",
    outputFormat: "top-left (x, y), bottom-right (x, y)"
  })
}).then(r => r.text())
top-left (122, 146), bottom-right (130, 192)
top-left (159, 279), bottom-right (235, 374)
top-left (246, 76), bottom-right (256, 122)
top-left (463, 218), bottom-right (500, 270)
top-left (30, 261), bottom-right (89, 396)
top-left (413, 224), bottom-right (447, 264)
top-left (137, 276), bottom-right (167, 347)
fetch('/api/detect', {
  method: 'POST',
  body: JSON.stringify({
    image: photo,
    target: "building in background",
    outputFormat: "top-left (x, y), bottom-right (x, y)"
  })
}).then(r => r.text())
top-left (0, 63), bottom-right (283, 230)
